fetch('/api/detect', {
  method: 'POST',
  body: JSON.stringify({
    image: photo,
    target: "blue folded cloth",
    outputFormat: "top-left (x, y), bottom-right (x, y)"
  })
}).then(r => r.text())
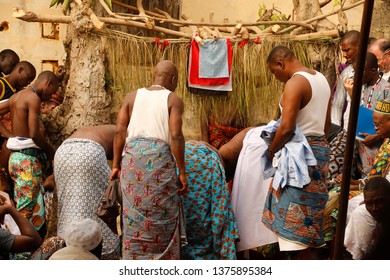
top-left (199, 39), bottom-right (229, 78)
top-left (260, 119), bottom-right (317, 190)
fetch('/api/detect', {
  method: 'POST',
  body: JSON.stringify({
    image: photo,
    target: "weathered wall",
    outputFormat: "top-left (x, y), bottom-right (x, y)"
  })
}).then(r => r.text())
top-left (0, 1), bottom-right (67, 73)
top-left (371, 0), bottom-right (390, 39)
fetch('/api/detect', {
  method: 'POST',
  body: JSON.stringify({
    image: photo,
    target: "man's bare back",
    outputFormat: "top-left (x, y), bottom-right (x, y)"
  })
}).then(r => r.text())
top-left (68, 125), bottom-right (116, 159)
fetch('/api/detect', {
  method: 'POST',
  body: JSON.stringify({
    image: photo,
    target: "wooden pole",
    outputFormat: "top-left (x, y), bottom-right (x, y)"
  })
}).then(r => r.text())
top-left (332, 0), bottom-right (375, 260)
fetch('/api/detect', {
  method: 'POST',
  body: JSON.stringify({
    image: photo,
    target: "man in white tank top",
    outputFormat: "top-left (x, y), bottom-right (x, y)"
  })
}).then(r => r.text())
top-left (261, 46), bottom-right (331, 259)
top-left (110, 60), bottom-right (187, 260)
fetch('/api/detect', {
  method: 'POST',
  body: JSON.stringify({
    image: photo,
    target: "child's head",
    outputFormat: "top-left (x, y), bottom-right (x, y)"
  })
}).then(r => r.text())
top-left (0, 49), bottom-right (20, 75)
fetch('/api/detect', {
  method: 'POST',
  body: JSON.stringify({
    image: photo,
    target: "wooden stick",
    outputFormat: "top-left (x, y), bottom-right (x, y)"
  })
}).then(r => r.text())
top-left (112, 0), bottom-right (164, 18)
top-left (278, 0), bottom-right (364, 34)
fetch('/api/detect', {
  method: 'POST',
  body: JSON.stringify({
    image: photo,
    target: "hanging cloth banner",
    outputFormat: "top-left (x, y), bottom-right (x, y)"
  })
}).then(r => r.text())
top-left (189, 38), bottom-right (232, 86)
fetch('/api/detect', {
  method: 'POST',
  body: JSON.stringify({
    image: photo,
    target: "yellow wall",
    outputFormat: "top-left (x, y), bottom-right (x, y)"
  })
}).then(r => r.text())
top-left (0, 1), bottom-right (67, 74)
top-left (181, 0), bottom-right (363, 34)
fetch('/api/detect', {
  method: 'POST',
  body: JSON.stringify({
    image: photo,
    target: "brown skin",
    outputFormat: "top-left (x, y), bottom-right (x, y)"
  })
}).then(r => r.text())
top-left (0, 196), bottom-right (42, 253)
top-left (110, 60), bottom-right (188, 194)
top-left (219, 127), bottom-right (253, 182)
top-left (0, 52), bottom-right (19, 76)
top-left (68, 125), bottom-right (116, 160)
top-left (341, 39), bottom-right (359, 65)
top-left (9, 72), bottom-right (59, 160)
top-left (364, 187), bottom-right (390, 223)
top-left (267, 58), bottom-right (331, 156)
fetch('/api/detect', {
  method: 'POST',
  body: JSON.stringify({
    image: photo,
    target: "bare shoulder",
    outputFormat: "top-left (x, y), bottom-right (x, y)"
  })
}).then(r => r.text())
top-left (168, 92), bottom-right (184, 107)
top-left (285, 74), bottom-right (311, 96)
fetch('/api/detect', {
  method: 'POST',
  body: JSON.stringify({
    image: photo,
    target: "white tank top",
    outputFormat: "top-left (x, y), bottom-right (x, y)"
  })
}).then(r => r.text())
top-left (126, 87), bottom-right (171, 144)
top-left (280, 71), bottom-right (330, 136)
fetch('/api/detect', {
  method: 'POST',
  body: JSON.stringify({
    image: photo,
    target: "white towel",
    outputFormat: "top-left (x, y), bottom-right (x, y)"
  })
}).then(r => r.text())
top-left (6, 137), bottom-right (41, 150)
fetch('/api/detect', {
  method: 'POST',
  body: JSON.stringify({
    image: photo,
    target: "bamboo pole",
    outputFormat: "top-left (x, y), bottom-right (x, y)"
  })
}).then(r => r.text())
top-left (332, 0), bottom-right (374, 260)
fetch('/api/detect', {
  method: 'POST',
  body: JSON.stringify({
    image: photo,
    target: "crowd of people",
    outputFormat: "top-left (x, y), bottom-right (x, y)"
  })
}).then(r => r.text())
top-left (1, 30), bottom-right (390, 261)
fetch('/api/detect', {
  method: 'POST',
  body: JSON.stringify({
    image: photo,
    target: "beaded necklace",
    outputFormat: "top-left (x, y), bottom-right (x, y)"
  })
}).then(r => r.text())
top-left (362, 78), bottom-right (381, 109)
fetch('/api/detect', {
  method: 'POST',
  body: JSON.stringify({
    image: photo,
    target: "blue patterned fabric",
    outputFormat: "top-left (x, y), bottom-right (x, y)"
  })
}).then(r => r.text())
top-left (120, 137), bottom-right (186, 260)
top-left (181, 141), bottom-right (238, 259)
top-left (199, 39), bottom-right (229, 78)
top-left (262, 136), bottom-right (330, 247)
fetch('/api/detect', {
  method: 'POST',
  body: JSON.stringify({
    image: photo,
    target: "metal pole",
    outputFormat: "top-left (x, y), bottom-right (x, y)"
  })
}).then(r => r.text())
top-left (332, 0), bottom-right (375, 260)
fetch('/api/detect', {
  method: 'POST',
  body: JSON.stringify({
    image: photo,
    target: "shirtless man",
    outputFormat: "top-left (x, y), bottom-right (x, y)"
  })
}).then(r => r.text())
top-left (7, 71), bottom-right (59, 235)
top-left (0, 61), bottom-right (36, 192)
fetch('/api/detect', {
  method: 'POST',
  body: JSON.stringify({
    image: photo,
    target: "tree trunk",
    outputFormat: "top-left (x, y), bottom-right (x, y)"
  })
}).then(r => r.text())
top-left (45, 2), bottom-right (111, 146)
top-left (292, 0), bottom-right (338, 87)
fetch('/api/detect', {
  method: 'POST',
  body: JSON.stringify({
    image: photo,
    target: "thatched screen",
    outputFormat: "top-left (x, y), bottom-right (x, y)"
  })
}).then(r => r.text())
top-left (103, 31), bottom-right (340, 140)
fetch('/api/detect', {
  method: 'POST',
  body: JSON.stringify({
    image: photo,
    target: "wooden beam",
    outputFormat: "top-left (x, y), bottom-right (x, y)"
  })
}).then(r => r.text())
top-left (13, 8), bottom-right (192, 38)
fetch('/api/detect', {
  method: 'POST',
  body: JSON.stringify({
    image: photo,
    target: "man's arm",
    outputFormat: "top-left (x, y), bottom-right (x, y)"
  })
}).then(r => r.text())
top-left (268, 77), bottom-right (304, 155)
top-left (0, 204), bottom-right (42, 253)
top-left (169, 94), bottom-right (188, 194)
top-left (27, 99), bottom-right (55, 159)
top-left (110, 93), bottom-right (132, 180)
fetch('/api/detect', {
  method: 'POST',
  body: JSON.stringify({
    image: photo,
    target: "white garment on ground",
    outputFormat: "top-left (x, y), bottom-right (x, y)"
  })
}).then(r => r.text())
top-left (126, 87), bottom-right (171, 144)
top-left (6, 137), bottom-right (40, 150)
top-left (344, 204), bottom-right (376, 259)
top-left (231, 127), bottom-right (277, 252)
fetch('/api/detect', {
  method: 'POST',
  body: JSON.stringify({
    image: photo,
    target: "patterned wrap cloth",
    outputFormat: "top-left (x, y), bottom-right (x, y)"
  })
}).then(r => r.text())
top-left (262, 136), bottom-right (330, 248)
top-left (9, 152), bottom-right (45, 231)
top-left (54, 138), bottom-right (120, 256)
top-left (181, 141), bottom-right (238, 259)
top-left (120, 137), bottom-right (186, 260)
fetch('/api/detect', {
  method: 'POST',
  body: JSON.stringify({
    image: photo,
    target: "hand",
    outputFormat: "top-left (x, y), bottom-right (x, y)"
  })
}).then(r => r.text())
top-left (335, 174), bottom-right (343, 184)
top-left (42, 174), bottom-right (55, 192)
top-left (360, 133), bottom-right (381, 147)
top-left (177, 173), bottom-right (188, 196)
top-left (55, 66), bottom-right (66, 82)
top-left (110, 167), bottom-right (120, 181)
top-left (343, 76), bottom-right (354, 97)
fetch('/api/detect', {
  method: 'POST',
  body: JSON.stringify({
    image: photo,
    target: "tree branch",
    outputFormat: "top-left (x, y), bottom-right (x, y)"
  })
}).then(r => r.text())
top-left (277, 0), bottom-right (364, 34)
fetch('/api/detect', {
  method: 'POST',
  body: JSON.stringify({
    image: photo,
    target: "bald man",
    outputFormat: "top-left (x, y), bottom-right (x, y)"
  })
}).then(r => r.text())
top-left (110, 60), bottom-right (187, 260)
top-left (369, 38), bottom-right (390, 82)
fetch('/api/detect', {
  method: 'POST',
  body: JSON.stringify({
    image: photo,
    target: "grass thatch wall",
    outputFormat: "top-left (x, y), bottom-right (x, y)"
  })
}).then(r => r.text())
top-left (103, 32), bottom-right (340, 140)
